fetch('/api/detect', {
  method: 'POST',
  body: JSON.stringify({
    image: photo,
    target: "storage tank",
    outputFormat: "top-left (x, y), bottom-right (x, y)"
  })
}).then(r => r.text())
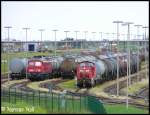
top-left (9, 58), bottom-right (28, 73)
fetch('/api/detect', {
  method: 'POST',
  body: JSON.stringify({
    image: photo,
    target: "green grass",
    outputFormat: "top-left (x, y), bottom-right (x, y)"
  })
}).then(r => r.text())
top-left (117, 43), bottom-right (145, 52)
top-left (2, 87), bottom-right (148, 114)
top-left (103, 104), bottom-right (148, 114)
top-left (57, 80), bottom-right (77, 90)
top-left (1, 89), bottom-right (90, 114)
top-left (26, 79), bottom-right (50, 92)
top-left (2, 100), bottom-right (148, 114)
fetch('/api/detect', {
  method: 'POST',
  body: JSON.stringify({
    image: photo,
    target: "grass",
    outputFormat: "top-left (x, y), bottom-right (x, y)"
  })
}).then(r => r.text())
top-left (2, 100), bottom-right (148, 114)
top-left (57, 79), bottom-right (77, 90)
top-left (1, 101), bottom-right (48, 114)
top-left (1, 91), bottom-right (90, 114)
top-left (103, 104), bottom-right (148, 114)
top-left (26, 79), bottom-right (52, 92)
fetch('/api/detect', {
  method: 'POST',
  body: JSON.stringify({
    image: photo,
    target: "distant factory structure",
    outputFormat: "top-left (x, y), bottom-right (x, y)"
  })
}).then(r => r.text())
top-left (1, 37), bottom-right (149, 53)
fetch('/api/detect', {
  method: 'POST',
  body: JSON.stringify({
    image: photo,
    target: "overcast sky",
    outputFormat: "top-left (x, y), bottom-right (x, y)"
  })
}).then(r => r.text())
top-left (1, 1), bottom-right (149, 41)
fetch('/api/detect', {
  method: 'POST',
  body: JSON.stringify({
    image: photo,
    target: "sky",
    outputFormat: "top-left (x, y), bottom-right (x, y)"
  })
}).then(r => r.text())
top-left (1, 1), bottom-right (149, 41)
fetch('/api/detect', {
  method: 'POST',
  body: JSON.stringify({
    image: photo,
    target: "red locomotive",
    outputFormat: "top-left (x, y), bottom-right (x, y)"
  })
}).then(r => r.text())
top-left (76, 52), bottom-right (143, 88)
top-left (76, 61), bottom-right (96, 87)
top-left (27, 59), bottom-right (52, 81)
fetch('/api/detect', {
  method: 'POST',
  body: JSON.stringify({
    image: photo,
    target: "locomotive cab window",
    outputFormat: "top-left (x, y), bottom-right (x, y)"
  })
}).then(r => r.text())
top-left (35, 61), bottom-right (42, 66)
top-left (88, 63), bottom-right (94, 67)
top-left (79, 62), bottom-right (94, 67)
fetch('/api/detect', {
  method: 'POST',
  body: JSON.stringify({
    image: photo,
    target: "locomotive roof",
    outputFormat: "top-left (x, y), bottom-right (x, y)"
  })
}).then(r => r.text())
top-left (77, 60), bottom-right (95, 64)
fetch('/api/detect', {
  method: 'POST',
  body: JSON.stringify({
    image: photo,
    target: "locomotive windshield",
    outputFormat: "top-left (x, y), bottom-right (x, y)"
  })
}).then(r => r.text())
top-left (28, 61), bottom-right (42, 66)
top-left (79, 62), bottom-right (94, 67)
top-left (35, 62), bottom-right (42, 66)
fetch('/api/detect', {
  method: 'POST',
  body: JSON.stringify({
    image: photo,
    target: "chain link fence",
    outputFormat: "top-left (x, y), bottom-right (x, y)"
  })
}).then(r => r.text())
top-left (1, 87), bottom-right (106, 114)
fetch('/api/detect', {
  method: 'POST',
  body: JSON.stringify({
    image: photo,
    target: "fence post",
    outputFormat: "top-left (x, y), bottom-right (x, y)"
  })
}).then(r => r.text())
top-left (39, 90), bottom-right (40, 106)
top-left (9, 87), bottom-right (10, 103)
top-left (33, 91), bottom-right (34, 106)
top-left (58, 93), bottom-right (60, 112)
top-left (72, 95), bottom-right (74, 113)
top-left (65, 94), bottom-right (67, 112)
top-left (80, 94), bottom-right (81, 112)
top-left (57, 93), bottom-right (59, 112)
top-left (86, 95), bottom-right (88, 111)
top-left (20, 88), bottom-right (22, 103)
top-left (45, 92), bottom-right (47, 108)
top-left (14, 88), bottom-right (16, 104)
top-left (26, 90), bottom-right (28, 104)
top-left (52, 92), bottom-right (53, 112)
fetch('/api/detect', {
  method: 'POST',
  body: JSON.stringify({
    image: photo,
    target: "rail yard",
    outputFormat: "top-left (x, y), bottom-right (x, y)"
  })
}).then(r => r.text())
top-left (1, 44), bottom-right (149, 114)
top-left (1, 2), bottom-right (149, 113)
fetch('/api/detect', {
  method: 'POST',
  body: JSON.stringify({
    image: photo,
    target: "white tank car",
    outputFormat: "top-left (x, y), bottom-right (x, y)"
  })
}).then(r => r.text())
top-left (9, 58), bottom-right (28, 79)
top-left (94, 59), bottom-right (107, 80)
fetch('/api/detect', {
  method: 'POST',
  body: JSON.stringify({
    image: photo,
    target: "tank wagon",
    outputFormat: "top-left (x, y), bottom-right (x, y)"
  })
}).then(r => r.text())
top-left (44, 56), bottom-right (64, 77)
top-left (8, 49), bottom-right (148, 82)
top-left (59, 53), bottom-right (79, 78)
top-left (76, 52), bottom-right (143, 88)
top-left (9, 58), bottom-right (28, 79)
top-left (60, 57), bottom-right (77, 78)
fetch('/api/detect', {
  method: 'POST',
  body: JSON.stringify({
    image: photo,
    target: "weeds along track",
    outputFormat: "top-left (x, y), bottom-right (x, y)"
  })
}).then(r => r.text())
top-left (101, 70), bottom-right (149, 109)
top-left (40, 78), bottom-right (69, 91)
top-left (104, 70), bottom-right (147, 96)
top-left (100, 97), bottom-right (149, 110)
top-left (25, 78), bottom-right (72, 94)
top-left (1, 74), bottom-right (11, 84)
top-left (129, 86), bottom-right (149, 101)
top-left (1, 78), bottom-right (33, 92)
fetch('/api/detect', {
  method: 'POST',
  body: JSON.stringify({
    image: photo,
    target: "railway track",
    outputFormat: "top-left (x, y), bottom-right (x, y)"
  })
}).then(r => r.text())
top-left (40, 78), bottom-right (68, 90)
top-left (1, 69), bottom-right (149, 110)
top-left (104, 70), bottom-right (147, 96)
top-left (129, 86), bottom-right (149, 102)
top-left (1, 74), bottom-right (11, 83)
top-left (100, 98), bottom-right (149, 110)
